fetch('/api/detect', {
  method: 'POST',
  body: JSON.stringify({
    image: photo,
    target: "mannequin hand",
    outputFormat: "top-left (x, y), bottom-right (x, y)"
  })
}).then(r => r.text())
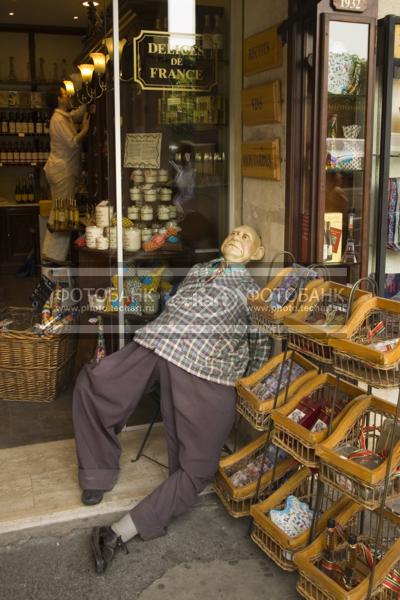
top-left (81, 113), bottom-right (90, 133)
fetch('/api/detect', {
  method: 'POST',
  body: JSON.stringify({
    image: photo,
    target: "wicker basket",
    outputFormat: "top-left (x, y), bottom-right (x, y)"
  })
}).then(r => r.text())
top-left (294, 501), bottom-right (400, 600)
top-left (250, 467), bottom-right (349, 572)
top-left (331, 298), bottom-right (400, 389)
top-left (271, 374), bottom-right (365, 468)
top-left (214, 433), bottom-right (297, 518)
top-left (316, 396), bottom-right (400, 510)
top-left (285, 282), bottom-right (371, 365)
top-left (248, 268), bottom-right (322, 339)
top-left (236, 350), bottom-right (318, 431)
top-left (0, 308), bottom-right (77, 403)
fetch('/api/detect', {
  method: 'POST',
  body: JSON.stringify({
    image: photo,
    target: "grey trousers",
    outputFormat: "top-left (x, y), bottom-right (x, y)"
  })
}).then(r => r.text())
top-left (72, 342), bottom-right (236, 540)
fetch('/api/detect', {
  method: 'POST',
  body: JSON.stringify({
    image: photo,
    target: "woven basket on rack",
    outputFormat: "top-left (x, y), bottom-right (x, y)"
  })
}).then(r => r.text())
top-left (285, 282), bottom-right (371, 365)
top-left (331, 298), bottom-right (400, 388)
top-left (0, 308), bottom-right (77, 403)
top-left (236, 350), bottom-right (318, 431)
top-left (294, 501), bottom-right (400, 600)
top-left (271, 375), bottom-right (365, 468)
top-left (316, 396), bottom-right (400, 510)
top-left (250, 467), bottom-right (349, 572)
top-left (248, 268), bottom-right (322, 339)
top-left (214, 433), bottom-right (296, 518)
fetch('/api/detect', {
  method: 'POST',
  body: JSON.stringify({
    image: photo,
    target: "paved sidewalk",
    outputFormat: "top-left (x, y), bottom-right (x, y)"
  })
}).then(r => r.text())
top-left (0, 495), bottom-right (300, 600)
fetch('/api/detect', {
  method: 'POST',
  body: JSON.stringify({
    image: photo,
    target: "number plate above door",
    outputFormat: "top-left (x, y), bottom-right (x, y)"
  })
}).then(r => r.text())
top-left (332, 0), bottom-right (368, 12)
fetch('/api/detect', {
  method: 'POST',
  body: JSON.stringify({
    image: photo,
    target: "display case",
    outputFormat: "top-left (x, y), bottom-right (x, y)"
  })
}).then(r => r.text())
top-left (374, 15), bottom-right (400, 298)
top-left (284, 0), bottom-right (377, 282)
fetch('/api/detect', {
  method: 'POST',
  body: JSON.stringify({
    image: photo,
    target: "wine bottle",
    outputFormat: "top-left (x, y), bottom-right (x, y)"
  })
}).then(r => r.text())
top-left (213, 15), bottom-right (223, 52)
top-left (0, 143), bottom-right (7, 163)
top-left (21, 180), bottom-right (28, 203)
top-left (58, 199), bottom-right (66, 230)
top-left (13, 141), bottom-right (20, 164)
top-left (20, 141), bottom-right (27, 163)
top-left (43, 113), bottom-right (49, 135)
top-left (36, 112), bottom-right (43, 135)
top-left (342, 209), bottom-right (357, 264)
top-left (9, 111), bottom-right (16, 134)
top-left (6, 142), bottom-right (13, 163)
top-left (21, 112), bottom-right (28, 134)
top-left (15, 111), bottom-right (21, 134)
top-left (28, 180), bottom-right (34, 203)
top-left (25, 142), bottom-right (32, 163)
top-left (202, 15), bottom-right (213, 52)
top-left (15, 180), bottom-right (21, 203)
top-left (27, 111), bottom-right (34, 134)
top-left (344, 533), bottom-right (358, 590)
top-left (73, 198), bottom-right (80, 229)
top-left (1, 111), bottom-right (8, 134)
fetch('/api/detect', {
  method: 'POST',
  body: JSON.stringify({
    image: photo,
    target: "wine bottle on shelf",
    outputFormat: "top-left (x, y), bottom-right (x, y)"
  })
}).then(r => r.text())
top-left (13, 141), bottom-right (20, 164)
top-left (21, 181), bottom-right (27, 203)
top-left (26, 142), bottom-right (32, 163)
top-left (202, 15), bottom-right (213, 53)
top-left (343, 533), bottom-right (358, 590)
top-left (73, 198), bottom-right (80, 229)
top-left (324, 518), bottom-right (337, 564)
top-left (15, 181), bottom-right (20, 203)
top-left (15, 112), bottom-right (21, 134)
top-left (213, 15), bottom-right (224, 53)
top-left (6, 142), bottom-right (13, 163)
top-left (58, 199), bottom-right (66, 230)
top-left (36, 112), bottom-right (43, 135)
top-left (27, 112), bottom-right (34, 134)
top-left (0, 143), bottom-right (6, 163)
top-left (1, 112), bottom-right (8, 134)
top-left (27, 180), bottom-right (34, 203)
top-left (43, 113), bottom-right (49, 135)
top-left (21, 112), bottom-right (28, 134)
top-left (20, 141), bottom-right (27, 163)
top-left (9, 112), bottom-right (16, 134)
top-left (32, 141), bottom-right (38, 162)
top-left (342, 209), bottom-right (357, 264)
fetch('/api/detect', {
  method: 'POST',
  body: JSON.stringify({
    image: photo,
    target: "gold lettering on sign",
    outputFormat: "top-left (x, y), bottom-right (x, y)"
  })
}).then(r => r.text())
top-left (242, 139), bottom-right (280, 180)
top-left (242, 81), bottom-right (282, 125)
top-left (243, 26), bottom-right (282, 75)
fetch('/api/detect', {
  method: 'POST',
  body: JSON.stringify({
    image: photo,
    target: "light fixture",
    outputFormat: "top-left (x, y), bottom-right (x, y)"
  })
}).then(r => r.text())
top-left (90, 52), bottom-right (106, 75)
top-left (104, 37), bottom-right (127, 61)
top-left (63, 80), bottom-right (75, 97)
top-left (82, 1), bottom-right (99, 6)
top-left (9, 12), bottom-right (14, 16)
top-left (73, 16), bottom-right (79, 20)
top-left (168, 0), bottom-right (196, 49)
top-left (78, 63), bottom-right (95, 84)
top-left (69, 72), bottom-right (82, 92)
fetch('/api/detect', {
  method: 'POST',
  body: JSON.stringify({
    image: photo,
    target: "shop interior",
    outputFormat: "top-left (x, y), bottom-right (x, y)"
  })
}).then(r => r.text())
top-left (0, 0), bottom-right (230, 447)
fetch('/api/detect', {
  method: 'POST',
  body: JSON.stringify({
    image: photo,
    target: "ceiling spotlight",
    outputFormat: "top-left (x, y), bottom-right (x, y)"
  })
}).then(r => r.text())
top-left (82, 1), bottom-right (99, 6)
top-left (74, 16), bottom-right (79, 20)
top-left (9, 12), bottom-right (14, 16)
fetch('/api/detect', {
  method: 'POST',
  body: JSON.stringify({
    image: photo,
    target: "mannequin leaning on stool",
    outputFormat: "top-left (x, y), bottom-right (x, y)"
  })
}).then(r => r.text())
top-left (72, 225), bottom-right (270, 574)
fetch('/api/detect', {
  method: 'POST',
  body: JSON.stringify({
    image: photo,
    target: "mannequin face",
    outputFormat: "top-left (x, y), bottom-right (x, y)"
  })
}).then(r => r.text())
top-left (221, 225), bottom-right (264, 264)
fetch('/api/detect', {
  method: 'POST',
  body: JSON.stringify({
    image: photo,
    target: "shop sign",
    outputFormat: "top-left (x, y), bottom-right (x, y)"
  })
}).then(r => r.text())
top-left (242, 81), bottom-right (282, 125)
top-left (243, 26), bottom-right (282, 76)
top-left (332, 0), bottom-right (368, 12)
top-left (395, 25), bottom-right (400, 59)
top-left (123, 133), bottom-right (162, 168)
top-left (133, 31), bottom-right (217, 92)
top-left (241, 139), bottom-right (281, 181)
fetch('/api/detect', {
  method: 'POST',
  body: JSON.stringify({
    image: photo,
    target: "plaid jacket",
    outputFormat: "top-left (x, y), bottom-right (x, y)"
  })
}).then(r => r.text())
top-left (135, 259), bottom-right (271, 386)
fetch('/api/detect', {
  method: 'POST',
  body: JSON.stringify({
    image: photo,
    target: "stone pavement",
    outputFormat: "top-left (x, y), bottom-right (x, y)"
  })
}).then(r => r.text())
top-left (0, 495), bottom-right (300, 600)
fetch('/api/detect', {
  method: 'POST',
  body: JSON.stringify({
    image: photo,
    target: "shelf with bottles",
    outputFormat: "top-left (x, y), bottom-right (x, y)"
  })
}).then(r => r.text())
top-left (323, 210), bottom-right (358, 266)
top-left (0, 138), bottom-right (49, 166)
top-left (0, 110), bottom-right (50, 136)
top-left (13, 176), bottom-right (42, 204)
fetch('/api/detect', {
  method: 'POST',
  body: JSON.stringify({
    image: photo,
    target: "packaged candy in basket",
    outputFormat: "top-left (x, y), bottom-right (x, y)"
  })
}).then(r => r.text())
top-left (267, 265), bottom-right (317, 310)
top-left (288, 391), bottom-right (351, 433)
top-left (305, 293), bottom-right (348, 327)
top-left (228, 444), bottom-right (287, 487)
top-left (248, 360), bottom-right (306, 401)
top-left (270, 495), bottom-right (314, 537)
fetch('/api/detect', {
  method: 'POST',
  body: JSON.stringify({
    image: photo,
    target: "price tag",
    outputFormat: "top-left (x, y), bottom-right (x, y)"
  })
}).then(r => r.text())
top-left (332, 0), bottom-right (368, 11)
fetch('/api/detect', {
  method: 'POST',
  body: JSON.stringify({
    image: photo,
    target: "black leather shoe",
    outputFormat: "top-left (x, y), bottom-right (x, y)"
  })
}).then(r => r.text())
top-left (81, 489), bottom-right (104, 506)
top-left (91, 526), bottom-right (129, 574)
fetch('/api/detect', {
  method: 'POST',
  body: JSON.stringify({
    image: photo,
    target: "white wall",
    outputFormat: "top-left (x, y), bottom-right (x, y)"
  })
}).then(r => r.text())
top-left (242, 0), bottom-right (288, 262)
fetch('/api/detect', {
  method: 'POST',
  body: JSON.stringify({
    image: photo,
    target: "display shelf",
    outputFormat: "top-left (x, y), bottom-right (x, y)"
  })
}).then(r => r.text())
top-left (0, 133), bottom-right (49, 137)
top-left (0, 162), bottom-right (46, 167)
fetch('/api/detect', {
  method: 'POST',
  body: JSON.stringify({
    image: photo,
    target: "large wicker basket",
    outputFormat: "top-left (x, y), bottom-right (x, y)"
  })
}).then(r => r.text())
top-left (0, 308), bottom-right (77, 403)
top-left (236, 350), bottom-right (318, 431)
top-left (248, 267), bottom-right (322, 339)
top-left (250, 467), bottom-right (349, 572)
top-left (294, 501), bottom-right (400, 600)
top-left (331, 297), bottom-right (400, 388)
top-left (316, 396), bottom-right (400, 510)
top-left (285, 282), bottom-right (371, 365)
top-left (271, 375), bottom-right (365, 468)
top-left (214, 433), bottom-right (297, 518)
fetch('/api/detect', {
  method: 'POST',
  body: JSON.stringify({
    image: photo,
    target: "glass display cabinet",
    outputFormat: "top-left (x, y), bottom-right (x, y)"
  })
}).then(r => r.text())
top-left (284, 0), bottom-right (377, 281)
top-left (374, 15), bottom-right (400, 298)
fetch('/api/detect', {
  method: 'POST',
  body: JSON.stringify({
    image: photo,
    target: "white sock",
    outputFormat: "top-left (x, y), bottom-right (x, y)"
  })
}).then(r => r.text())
top-left (111, 514), bottom-right (138, 543)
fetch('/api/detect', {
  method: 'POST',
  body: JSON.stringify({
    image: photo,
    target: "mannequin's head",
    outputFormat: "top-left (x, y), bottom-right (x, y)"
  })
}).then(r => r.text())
top-left (221, 225), bottom-right (264, 264)
top-left (45, 86), bottom-right (72, 112)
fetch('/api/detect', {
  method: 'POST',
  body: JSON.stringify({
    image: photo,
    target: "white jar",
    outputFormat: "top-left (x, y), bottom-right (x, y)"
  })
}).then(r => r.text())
top-left (158, 206), bottom-right (170, 221)
top-left (144, 189), bottom-right (157, 203)
top-left (86, 226), bottom-right (104, 249)
top-left (96, 235), bottom-right (109, 250)
top-left (158, 169), bottom-right (169, 183)
top-left (141, 227), bottom-right (153, 241)
top-left (160, 187), bottom-right (172, 202)
top-left (123, 227), bottom-right (141, 252)
top-left (131, 169), bottom-right (144, 184)
top-left (127, 206), bottom-right (140, 220)
top-left (144, 169), bottom-right (158, 184)
top-left (169, 206), bottom-right (177, 218)
top-left (141, 206), bottom-right (153, 221)
top-left (142, 291), bottom-right (160, 315)
top-left (95, 203), bottom-right (113, 228)
top-left (129, 186), bottom-right (143, 201)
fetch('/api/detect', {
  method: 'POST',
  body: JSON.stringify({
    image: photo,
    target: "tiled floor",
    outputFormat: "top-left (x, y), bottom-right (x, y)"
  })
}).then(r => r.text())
top-left (0, 426), bottom-right (168, 541)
